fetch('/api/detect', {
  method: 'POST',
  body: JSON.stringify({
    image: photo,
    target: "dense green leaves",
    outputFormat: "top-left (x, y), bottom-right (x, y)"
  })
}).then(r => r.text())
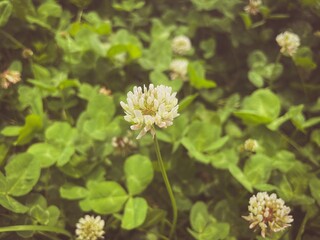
top-left (1, 0), bottom-right (319, 239)
top-left (189, 202), bottom-right (230, 240)
top-left (45, 122), bottom-right (77, 166)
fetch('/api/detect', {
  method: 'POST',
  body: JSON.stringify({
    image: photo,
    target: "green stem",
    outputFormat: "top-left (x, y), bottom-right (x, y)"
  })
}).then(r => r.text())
top-left (295, 213), bottom-right (308, 240)
top-left (292, 60), bottom-right (308, 102)
top-left (77, 9), bottom-right (83, 23)
top-left (0, 29), bottom-right (26, 49)
top-left (279, 131), bottom-right (319, 166)
top-left (269, 53), bottom-right (281, 89)
top-left (0, 225), bottom-right (71, 238)
top-left (153, 133), bottom-right (177, 239)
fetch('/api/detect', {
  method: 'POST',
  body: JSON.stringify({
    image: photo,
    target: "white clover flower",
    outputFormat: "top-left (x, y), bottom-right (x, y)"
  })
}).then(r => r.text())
top-left (169, 59), bottom-right (189, 81)
top-left (0, 70), bottom-right (21, 89)
top-left (171, 35), bottom-right (192, 55)
top-left (120, 84), bottom-right (179, 139)
top-left (75, 215), bottom-right (105, 240)
top-left (244, 138), bottom-right (259, 152)
top-left (244, 0), bottom-right (262, 15)
top-left (242, 192), bottom-right (293, 238)
top-left (276, 31), bottom-right (300, 57)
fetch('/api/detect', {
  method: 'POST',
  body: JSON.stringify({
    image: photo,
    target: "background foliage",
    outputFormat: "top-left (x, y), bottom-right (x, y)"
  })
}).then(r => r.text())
top-left (0, 0), bottom-right (320, 239)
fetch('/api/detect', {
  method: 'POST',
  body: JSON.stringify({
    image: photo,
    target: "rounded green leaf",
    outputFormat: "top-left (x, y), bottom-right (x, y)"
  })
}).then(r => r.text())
top-left (248, 70), bottom-right (264, 88)
top-left (45, 122), bottom-right (76, 146)
top-left (0, 1), bottom-right (13, 27)
top-left (228, 165), bottom-right (253, 192)
top-left (247, 50), bottom-right (267, 69)
top-left (87, 181), bottom-right (128, 214)
top-left (27, 143), bottom-right (59, 168)
top-left (188, 61), bottom-right (216, 89)
top-left (121, 197), bottom-right (148, 230)
top-left (0, 195), bottom-right (28, 213)
top-left (310, 178), bottom-right (320, 205)
top-left (190, 201), bottom-right (209, 233)
top-left (15, 114), bottom-right (43, 146)
top-left (86, 94), bottom-right (115, 121)
top-left (150, 70), bottom-right (183, 93)
top-left (5, 153), bottom-right (40, 197)
top-left (124, 154), bottom-right (154, 195)
top-left (234, 89), bottom-right (281, 124)
top-left (59, 183), bottom-right (88, 200)
top-left (243, 154), bottom-right (272, 186)
top-left (1, 126), bottom-right (22, 137)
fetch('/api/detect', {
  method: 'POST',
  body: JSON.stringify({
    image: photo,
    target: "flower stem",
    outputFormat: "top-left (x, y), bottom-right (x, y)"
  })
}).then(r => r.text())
top-left (0, 29), bottom-right (26, 49)
top-left (153, 133), bottom-right (177, 239)
top-left (0, 225), bottom-right (71, 238)
top-left (269, 52), bottom-right (281, 89)
top-left (77, 9), bottom-right (83, 22)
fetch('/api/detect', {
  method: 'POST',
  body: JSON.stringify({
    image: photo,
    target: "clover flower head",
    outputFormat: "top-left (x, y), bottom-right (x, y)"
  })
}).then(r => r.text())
top-left (120, 84), bottom-right (179, 139)
top-left (0, 70), bottom-right (21, 89)
top-left (244, 0), bottom-right (262, 15)
top-left (244, 138), bottom-right (258, 152)
top-left (172, 35), bottom-right (192, 55)
top-left (242, 192), bottom-right (293, 238)
top-left (276, 31), bottom-right (300, 57)
top-left (169, 59), bottom-right (189, 81)
top-left (75, 215), bottom-right (105, 240)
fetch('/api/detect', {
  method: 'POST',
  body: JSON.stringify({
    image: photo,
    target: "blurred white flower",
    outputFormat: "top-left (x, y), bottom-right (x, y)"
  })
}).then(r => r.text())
top-left (120, 84), bottom-right (179, 139)
top-left (75, 215), bottom-right (105, 240)
top-left (99, 87), bottom-right (112, 96)
top-left (244, 138), bottom-right (258, 152)
top-left (112, 131), bottom-right (137, 155)
top-left (242, 192), bottom-right (293, 238)
top-left (171, 35), bottom-right (192, 55)
top-left (244, 0), bottom-right (262, 15)
top-left (169, 59), bottom-right (189, 81)
top-left (0, 70), bottom-right (21, 89)
top-left (276, 31), bottom-right (300, 57)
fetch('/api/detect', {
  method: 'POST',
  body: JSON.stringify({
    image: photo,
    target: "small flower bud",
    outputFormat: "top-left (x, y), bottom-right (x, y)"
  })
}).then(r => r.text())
top-left (99, 87), bottom-right (112, 96)
top-left (276, 31), bottom-right (300, 57)
top-left (22, 48), bottom-right (34, 59)
top-left (244, 0), bottom-right (262, 15)
top-left (169, 59), bottom-right (189, 81)
top-left (171, 35), bottom-right (192, 55)
top-left (244, 139), bottom-right (258, 152)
